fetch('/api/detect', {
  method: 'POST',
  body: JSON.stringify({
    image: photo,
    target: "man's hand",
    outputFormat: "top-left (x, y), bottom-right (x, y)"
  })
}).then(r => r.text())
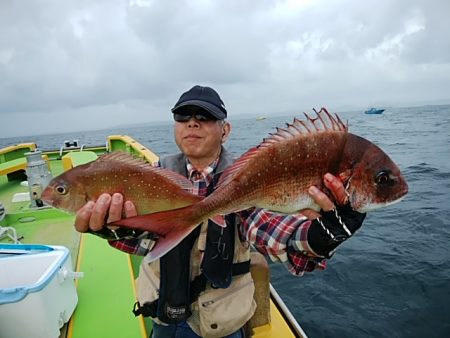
top-left (302, 173), bottom-right (348, 219)
top-left (303, 173), bottom-right (366, 258)
top-left (74, 193), bottom-right (137, 233)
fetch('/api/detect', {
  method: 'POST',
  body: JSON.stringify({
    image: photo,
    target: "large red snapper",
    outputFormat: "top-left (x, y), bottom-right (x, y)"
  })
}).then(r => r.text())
top-left (41, 151), bottom-right (202, 220)
top-left (112, 108), bottom-right (408, 261)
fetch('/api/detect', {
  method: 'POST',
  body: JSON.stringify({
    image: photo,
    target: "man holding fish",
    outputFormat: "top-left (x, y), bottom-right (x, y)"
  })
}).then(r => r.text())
top-left (52, 85), bottom-right (407, 338)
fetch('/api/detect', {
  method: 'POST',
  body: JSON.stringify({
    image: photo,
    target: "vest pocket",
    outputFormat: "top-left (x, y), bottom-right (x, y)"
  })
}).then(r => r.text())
top-left (197, 273), bottom-right (256, 337)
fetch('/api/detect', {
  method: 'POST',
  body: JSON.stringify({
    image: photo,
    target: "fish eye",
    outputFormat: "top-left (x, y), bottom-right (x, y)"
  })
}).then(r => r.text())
top-left (56, 185), bottom-right (68, 195)
top-left (375, 170), bottom-right (392, 185)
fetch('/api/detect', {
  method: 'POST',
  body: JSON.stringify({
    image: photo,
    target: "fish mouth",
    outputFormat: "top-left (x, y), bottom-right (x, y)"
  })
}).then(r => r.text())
top-left (392, 185), bottom-right (409, 200)
top-left (40, 190), bottom-right (53, 205)
top-left (41, 195), bottom-right (55, 207)
top-left (359, 191), bottom-right (408, 213)
top-left (350, 184), bottom-right (408, 213)
top-left (42, 198), bottom-right (53, 205)
top-left (401, 186), bottom-right (409, 196)
top-left (361, 195), bottom-right (407, 213)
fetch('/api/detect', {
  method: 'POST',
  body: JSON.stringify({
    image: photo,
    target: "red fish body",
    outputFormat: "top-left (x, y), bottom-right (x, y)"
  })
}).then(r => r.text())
top-left (41, 152), bottom-right (202, 215)
top-left (113, 109), bottom-right (408, 261)
top-left (42, 152), bottom-right (205, 247)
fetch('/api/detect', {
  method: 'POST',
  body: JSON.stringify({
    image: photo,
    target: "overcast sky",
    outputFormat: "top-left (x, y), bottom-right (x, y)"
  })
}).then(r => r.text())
top-left (1, 0), bottom-right (449, 138)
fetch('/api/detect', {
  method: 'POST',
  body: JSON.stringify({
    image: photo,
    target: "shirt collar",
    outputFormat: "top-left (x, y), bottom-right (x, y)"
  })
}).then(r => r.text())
top-left (186, 157), bottom-right (219, 182)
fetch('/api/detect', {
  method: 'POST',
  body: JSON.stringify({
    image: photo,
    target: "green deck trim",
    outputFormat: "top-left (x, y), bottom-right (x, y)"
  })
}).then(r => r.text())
top-left (69, 234), bottom-right (147, 338)
top-left (62, 151), bottom-right (98, 170)
top-left (0, 157), bottom-right (27, 176)
top-left (0, 157), bottom-right (26, 170)
top-left (0, 213), bottom-right (80, 268)
top-left (48, 160), bottom-right (66, 177)
top-left (0, 140), bottom-right (156, 338)
top-left (62, 149), bottom-right (148, 337)
top-left (0, 143), bottom-right (36, 163)
top-left (0, 177), bottom-right (28, 214)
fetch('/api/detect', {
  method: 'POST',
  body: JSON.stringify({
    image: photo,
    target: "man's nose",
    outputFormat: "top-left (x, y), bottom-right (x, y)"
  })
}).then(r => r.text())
top-left (187, 117), bottom-right (200, 127)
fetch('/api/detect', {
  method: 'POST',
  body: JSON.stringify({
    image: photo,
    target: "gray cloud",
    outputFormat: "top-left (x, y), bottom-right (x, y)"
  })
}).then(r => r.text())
top-left (1, 0), bottom-right (449, 137)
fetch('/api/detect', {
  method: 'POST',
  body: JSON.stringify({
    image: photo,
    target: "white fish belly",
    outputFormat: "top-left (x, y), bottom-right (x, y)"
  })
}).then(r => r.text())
top-left (257, 194), bottom-right (320, 214)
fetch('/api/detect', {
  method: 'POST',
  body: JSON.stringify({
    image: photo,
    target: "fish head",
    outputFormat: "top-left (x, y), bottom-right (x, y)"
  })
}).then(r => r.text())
top-left (343, 137), bottom-right (408, 213)
top-left (41, 173), bottom-right (89, 212)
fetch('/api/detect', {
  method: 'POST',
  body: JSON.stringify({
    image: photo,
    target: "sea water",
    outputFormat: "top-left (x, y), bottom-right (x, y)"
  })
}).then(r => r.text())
top-left (1, 105), bottom-right (449, 337)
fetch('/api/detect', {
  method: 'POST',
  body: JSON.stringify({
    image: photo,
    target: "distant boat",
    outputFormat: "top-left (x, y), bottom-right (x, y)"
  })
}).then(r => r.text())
top-left (364, 108), bottom-right (385, 115)
top-left (256, 116), bottom-right (267, 121)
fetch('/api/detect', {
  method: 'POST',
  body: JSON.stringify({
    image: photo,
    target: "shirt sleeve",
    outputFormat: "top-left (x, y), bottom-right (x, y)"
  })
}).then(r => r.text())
top-left (108, 235), bottom-right (156, 256)
top-left (238, 208), bottom-right (327, 276)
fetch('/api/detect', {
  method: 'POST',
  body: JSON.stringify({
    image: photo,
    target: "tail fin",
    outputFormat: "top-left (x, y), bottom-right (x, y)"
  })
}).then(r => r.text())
top-left (109, 205), bottom-right (202, 261)
top-left (146, 223), bottom-right (199, 261)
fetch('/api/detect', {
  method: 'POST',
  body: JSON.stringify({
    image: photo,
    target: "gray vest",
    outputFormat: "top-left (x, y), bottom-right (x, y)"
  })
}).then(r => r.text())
top-left (160, 147), bottom-right (235, 177)
top-left (156, 147), bottom-right (240, 324)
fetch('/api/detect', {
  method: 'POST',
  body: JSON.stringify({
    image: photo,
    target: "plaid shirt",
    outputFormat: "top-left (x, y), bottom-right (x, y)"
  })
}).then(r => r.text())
top-left (186, 158), bottom-right (218, 196)
top-left (110, 158), bottom-right (327, 276)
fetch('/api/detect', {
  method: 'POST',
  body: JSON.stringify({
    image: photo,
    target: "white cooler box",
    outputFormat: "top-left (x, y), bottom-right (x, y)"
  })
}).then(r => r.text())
top-left (0, 244), bottom-right (81, 338)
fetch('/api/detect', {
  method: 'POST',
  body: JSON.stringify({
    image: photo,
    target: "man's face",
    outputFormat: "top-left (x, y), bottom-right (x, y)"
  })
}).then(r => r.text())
top-left (173, 107), bottom-right (228, 161)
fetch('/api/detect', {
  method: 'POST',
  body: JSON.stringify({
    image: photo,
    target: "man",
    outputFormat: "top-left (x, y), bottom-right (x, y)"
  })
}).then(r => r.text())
top-left (74, 85), bottom-right (366, 338)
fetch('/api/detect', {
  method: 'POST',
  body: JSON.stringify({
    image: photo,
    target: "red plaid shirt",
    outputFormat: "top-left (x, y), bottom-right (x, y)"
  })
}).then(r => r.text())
top-left (110, 158), bottom-right (327, 276)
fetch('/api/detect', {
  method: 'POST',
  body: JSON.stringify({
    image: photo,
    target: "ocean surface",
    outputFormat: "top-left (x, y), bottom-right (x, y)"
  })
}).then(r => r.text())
top-left (1, 105), bottom-right (449, 337)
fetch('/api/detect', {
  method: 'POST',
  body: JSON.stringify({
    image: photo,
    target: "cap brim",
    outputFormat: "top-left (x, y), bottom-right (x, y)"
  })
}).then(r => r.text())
top-left (172, 100), bottom-right (226, 120)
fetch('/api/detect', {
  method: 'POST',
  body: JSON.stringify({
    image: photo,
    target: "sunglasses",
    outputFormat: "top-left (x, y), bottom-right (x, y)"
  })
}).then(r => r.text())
top-left (173, 112), bottom-right (219, 122)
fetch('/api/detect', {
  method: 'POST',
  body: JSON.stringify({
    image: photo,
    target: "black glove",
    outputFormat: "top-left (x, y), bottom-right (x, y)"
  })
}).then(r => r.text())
top-left (307, 203), bottom-right (366, 258)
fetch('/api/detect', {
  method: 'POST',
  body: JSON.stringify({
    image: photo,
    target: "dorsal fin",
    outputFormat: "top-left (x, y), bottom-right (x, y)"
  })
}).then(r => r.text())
top-left (97, 152), bottom-right (153, 170)
top-left (217, 108), bottom-right (347, 189)
top-left (97, 151), bottom-right (193, 190)
top-left (150, 167), bottom-right (194, 190)
top-left (258, 108), bottom-right (347, 150)
top-left (217, 147), bottom-right (260, 188)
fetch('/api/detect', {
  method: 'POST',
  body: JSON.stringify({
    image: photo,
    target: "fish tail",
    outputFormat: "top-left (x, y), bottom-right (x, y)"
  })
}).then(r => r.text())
top-left (146, 222), bottom-right (199, 261)
top-left (110, 205), bottom-right (204, 261)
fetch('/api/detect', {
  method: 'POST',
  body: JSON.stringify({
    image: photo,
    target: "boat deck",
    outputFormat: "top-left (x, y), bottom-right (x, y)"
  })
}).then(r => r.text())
top-left (0, 138), bottom-right (150, 337)
top-left (0, 136), bottom-right (306, 338)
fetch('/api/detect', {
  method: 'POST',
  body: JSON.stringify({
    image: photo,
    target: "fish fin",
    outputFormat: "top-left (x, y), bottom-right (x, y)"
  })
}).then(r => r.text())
top-left (98, 151), bottom-right (193, 190)
top-left (109, 213), bottom-right (170, 236)
top-left (109, 206), bottom-right (204, 259)
top-left (109, 206), bottom-right (198, 235)
top-left (98, 152), bottom-right (153, 170)
top-left (258, 108), bottom-right (348, 150)
top-left (217, 109), bottom-right (347, 189)
top-left (217, 147), bottom-right (260, 188)
top-left (146, 223), bottom-right (200, 261)
top-left (150, 167), bottom-right (194, 191)
top-left (143, 214), bottom-right (226, 261)
top-left (211, 215), bottom-right (226, 228)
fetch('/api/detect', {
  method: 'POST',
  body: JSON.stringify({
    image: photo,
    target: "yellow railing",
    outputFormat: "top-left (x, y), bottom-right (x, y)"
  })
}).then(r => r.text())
top-left (108, 135), bottom-right (159, 164)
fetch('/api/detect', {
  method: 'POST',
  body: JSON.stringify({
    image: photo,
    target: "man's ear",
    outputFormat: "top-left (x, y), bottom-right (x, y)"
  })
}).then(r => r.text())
top-left (221, 121), bottom-right (231, 143)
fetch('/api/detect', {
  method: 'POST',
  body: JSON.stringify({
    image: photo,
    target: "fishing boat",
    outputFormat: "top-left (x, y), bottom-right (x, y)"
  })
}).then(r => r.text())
top-left (0, 135), bottom-right (307, 338)
top-left (364, 108), bottom-right (385, 115)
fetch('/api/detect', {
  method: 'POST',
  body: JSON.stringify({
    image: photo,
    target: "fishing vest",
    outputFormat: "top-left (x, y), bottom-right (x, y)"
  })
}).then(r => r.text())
top-left (134, 148), bottom-right (251, 324)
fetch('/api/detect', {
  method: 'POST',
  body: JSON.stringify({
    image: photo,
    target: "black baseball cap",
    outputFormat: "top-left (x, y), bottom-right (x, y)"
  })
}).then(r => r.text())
top-left (171, 85), bottom-right (227, 120)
